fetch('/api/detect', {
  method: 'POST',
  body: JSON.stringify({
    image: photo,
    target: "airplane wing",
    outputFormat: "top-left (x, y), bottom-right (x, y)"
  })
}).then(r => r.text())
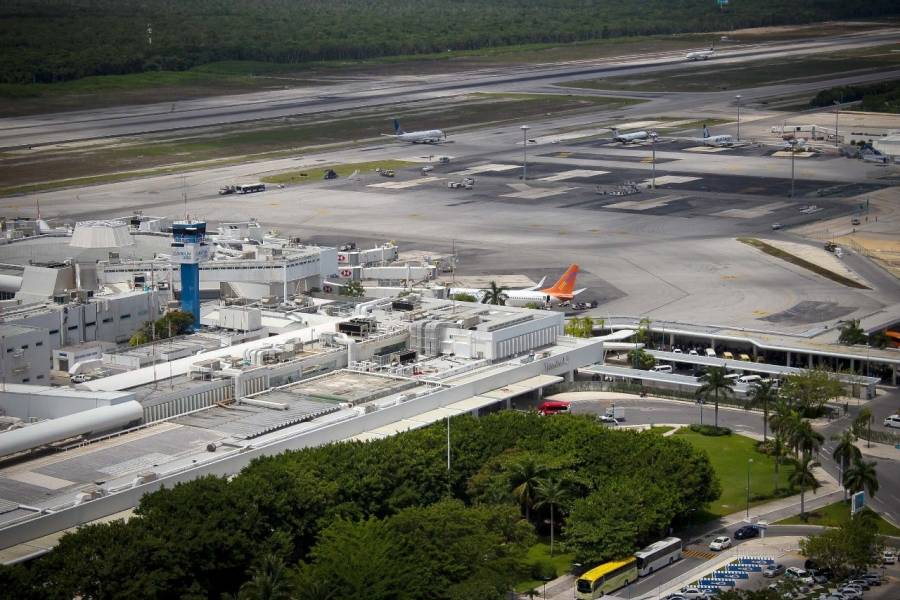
top-left (571, 288), bottom-right (587, 297)
top-left (523, 277), bottom-right (547, 291)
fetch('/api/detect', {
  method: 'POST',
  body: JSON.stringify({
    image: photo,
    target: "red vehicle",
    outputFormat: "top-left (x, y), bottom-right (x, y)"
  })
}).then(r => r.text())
top-left (537, 400), bottom-right (571, 416)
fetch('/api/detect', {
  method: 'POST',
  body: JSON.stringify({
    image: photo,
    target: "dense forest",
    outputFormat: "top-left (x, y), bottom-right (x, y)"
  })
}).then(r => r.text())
top-left (1, 0), bottom-right (897, 85)
top-left (0, 412), bottom-right (719, 599)
top-left (811, 80), bottom-right (900, 114)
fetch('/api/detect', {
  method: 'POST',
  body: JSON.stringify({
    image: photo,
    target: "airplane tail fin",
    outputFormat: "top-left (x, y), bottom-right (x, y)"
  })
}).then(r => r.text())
top-left (393, 119), bottom-right (404, 134)
top-left (542, 264), bottom-right (579, 297)
top-left (703, 124), bottom-right (710, 139)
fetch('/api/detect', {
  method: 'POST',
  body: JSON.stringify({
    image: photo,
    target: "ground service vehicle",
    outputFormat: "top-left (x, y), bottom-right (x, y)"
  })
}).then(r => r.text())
top-left (575, 557), bottom-right (638, 599)
top-left (635, 537), bottom-right (682, 576)
top-left (231, 183), bottom-right (266, 194)
top-left (883, 415), bottom-right (900, 429)
top-left (538, 400), bottom-right (570, 416)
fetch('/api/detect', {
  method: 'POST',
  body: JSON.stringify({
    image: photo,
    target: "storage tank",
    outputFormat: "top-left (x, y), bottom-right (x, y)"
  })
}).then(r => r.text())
top-left (0, 401), bottom-right (144, 458)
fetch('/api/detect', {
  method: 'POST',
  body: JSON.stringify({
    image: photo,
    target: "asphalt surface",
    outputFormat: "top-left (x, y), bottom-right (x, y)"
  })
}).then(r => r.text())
top-left (1, 29), bottom-right (898, 148)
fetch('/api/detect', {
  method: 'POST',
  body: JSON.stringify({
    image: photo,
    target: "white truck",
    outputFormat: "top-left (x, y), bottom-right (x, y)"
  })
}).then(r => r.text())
top-left (605, 406), bottom-right (625, 421)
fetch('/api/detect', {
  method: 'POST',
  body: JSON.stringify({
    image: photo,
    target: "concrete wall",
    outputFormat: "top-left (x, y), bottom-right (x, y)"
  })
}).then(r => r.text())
top-left (0, 327), bottom-right (52, 385)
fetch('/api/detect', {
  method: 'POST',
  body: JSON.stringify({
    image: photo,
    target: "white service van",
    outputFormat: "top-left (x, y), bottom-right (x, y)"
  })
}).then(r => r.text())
top-left (738, 374), bottom-right (762, 385)
top-left (652, 364), bottom-right (673, 373)
top-left (704, 348), bottom-right (716, 357)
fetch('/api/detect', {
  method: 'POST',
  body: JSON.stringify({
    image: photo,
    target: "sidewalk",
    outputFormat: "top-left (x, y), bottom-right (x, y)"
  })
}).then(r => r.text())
top-left (854, 439), bottom-right (899, 460)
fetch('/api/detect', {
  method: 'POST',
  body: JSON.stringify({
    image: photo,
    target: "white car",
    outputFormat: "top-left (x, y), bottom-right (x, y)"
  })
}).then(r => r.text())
top-left (708, 536), bottom-right (731, 551)
top-left (679, 587), bottom-right (707, 600)
top-left (837, 587), bottom-right (862, 600)
top-left (785, 567), bottom-right (814, 585)
top-left (883, 550), bottom-right (897, 564)
top-left (883, 415), bottom-right (900, 429)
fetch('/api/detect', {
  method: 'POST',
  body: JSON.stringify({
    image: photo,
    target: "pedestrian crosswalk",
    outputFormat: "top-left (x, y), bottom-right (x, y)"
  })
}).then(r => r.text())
top-left (683, 549), bottom-right (718, 560)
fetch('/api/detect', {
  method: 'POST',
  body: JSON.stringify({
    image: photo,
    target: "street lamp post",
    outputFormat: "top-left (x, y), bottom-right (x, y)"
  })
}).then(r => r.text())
top-left (834, 98), bottom-right (841, 145)
top-left (650, 135), bottom-right (656, 189)
top-left (521, 125), bottom-right (530, 181)
top-left (735, 95), bottom-right (742, 142)
top-left (746, 458), bottom-right (753, 519)
top-left (789, 139), bottom-right (797, 198)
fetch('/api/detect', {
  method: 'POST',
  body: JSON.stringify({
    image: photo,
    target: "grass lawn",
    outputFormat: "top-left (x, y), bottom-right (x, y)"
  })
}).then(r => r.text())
top-left (777, 501), bottom-right (900, 536)
top-left (674, 429), bottom-right (796, 518)
top-left (261, 160), bottom-right (415, 185)
top-left (515, 540), bottom-right (575, 593)
top-left (648, 426), bottom-right (675, 435)
top-left (738, 238), bottom-right (869, 290)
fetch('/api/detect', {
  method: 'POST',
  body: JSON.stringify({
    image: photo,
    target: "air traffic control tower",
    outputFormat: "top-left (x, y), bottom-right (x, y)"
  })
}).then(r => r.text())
top-left (170, 221), bottom-right (210, 330)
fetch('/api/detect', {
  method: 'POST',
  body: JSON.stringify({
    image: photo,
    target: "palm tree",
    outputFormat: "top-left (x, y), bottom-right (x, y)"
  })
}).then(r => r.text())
top-left (697, 366), bottom-right (734, 429)
top-left (854, 407), bottom-right (873, 448)
top-left (238, 554), bottom-right (295, 600)
top-left (771, 435), bottom-right (786, 491)
top-left (482, 281), bottom-right (508, 305)
top-left (508, 457), bottom-right (549, 521)
top-left (789, 420), bottom-right (824, 459)
top-left (788, 455), bottom-right (819, 517)
top-left (769, 401), bottom-right (800, 448)
top-left (838, 319), bottom-right (867, 346)
top-left (747, 380), bottom-right (778, 443)
top-left (534, 476), bottom-right (572, 556)
top-left (832, 430), bottom-right (862, 500)
top-left (843, 457), bottom-right (879, 499)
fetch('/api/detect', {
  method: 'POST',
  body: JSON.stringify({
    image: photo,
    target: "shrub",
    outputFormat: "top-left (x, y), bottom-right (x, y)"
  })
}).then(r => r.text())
top-left (689, 424), bottom-right (732, 436)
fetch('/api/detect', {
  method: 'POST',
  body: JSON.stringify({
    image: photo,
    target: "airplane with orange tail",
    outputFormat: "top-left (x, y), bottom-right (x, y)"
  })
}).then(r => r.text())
top-left (449, 264), bottom-right (585, 307)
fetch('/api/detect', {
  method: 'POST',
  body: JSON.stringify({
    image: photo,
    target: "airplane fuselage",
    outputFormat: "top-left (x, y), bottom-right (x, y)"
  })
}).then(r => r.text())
top-left (396, 130), bottom-right (445, 144)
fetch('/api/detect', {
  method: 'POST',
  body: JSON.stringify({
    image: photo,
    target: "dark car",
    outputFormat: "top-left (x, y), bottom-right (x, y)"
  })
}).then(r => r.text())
top-left (734, 525), bottom-right (759, 540)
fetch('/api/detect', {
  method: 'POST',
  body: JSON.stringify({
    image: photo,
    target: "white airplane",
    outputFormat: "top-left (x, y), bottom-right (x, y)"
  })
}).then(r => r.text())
top-left (686, 48), bottom-right (715, 61)
top-left (612, 128), bottom-right (655, 144)
top-left (701, 124), bottom-right (733, 147)
top-left (383, 119), bottom-right (445, 144)
top-left (450, 264), bottom-right (586, 307)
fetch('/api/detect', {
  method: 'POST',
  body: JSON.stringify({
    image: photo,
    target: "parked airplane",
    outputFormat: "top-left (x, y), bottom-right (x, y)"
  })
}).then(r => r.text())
top-left (686, 48), bottom-right (715, 61)
top-left (612, 128), bottom-right (654, 143)
top-left (450, 264), bottom-right (586, 307)
top-left (701, 124), bottom-right (734, 147)
top-left (383, 119), bottom-right (446, 144)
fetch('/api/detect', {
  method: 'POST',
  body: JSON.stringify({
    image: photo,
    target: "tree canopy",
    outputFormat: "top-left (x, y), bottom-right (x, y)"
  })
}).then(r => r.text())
top-left (0, 411), bottom-right (720, 598)
top-left (1, 0), bottom-right (896, 85)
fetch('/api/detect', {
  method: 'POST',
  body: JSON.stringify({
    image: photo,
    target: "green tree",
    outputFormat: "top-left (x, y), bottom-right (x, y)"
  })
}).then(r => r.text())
top-left (843, 457), bottom-right (879, 498)
top-left (635, 316), bottom-right (652, 345)
top-left (787, 455), bottom-right (818, 517)
top-left (868, 330), bottom-right (890, 349)
top-left (297, 517), bottom-right (413, 600)
top-left (482, 281), bottom-right (508, 306)
top-left (697, 366), bottom-right (734, 430)
top-left (788, 420), bottom-right (823, 459)
top-left (853, 407), bottom-right (873, 448)
top-left (838, 319), bottom-right (867, 345)
top-left (800, 512), bottom-right (885, 577)
top-left (564, 317), bottom-right (594, 338)
top-left (832, 430), bottom-right (861, 499)
top-left (747, 379), bottom-right (778, 443)
top-left (627, 348), bottom-right (656, 370)
top-left (452, 292), bottom-right (478, 302)
top-left (508, 456), bottom-right (549, 521)
top-left (129, 329), bottom-right (150, 347)
top-left (237, 554), bottom-right (295, 600)
top-left (534, 476), bottom-right (572, 556)
top-left (779, 368), bottom-right (844, 416)
top-left (341, 280), bottom-right (365, 297)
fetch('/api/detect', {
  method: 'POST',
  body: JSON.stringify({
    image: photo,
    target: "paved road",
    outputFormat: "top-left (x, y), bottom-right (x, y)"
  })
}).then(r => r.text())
top-left (1, 29), bottom-right (897, 148)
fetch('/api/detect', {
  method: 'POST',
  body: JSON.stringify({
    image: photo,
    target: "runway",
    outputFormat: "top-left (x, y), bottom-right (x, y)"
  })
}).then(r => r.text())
top-left (1, 29), bottom-right (897, 149)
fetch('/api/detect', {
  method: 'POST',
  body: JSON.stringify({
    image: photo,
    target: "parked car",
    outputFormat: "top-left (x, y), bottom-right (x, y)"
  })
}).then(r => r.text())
top-left (764, 564), bottom-right (786, 578)
top-left (679, 587), bottom-right (707, 600)
top-left (734, 525), bottom-right (759, 539)
top-left (883, 549), bottom-right (897, 564)
top-left (860, 573), bottom-right (881, 586)
top-left (771, 222), bottom-right (783, 230)
top-left (709, 536), bottom-right (731, 551)
top-left (785, 567), bottom-right (814, 585)
top-left (883, 415), bottom-right (900, 429)
top-left (848, 579), bottom-right (870, 590)
top-left (837, 586), bottom-right (862, 599)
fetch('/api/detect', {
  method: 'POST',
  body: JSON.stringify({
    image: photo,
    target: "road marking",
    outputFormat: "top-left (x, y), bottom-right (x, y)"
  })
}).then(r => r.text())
top-left (368, 176), bottom-right (444, 189)
top-left (683, 549), bottom-right (717, 560)
top-left (456, 163), bottom-right (519, 176)
top-left (538, 169), bottom-right (608, 182)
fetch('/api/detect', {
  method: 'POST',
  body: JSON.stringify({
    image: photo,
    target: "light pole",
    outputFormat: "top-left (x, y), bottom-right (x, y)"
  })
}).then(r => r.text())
top-left (746, 458), bottom-right (753, 519)
top-left (650, 134), bottom-right (656, 189)
top-left (789, 139), bottom-right (797, 198)
top-left (521, 125), bottom-right (530, 180)
top-left (446, 415), bottom-right (451, 471)
top-left (735, 94), bottom-right (742, 142)
top-left (833, 99), bottom-right (840, 145)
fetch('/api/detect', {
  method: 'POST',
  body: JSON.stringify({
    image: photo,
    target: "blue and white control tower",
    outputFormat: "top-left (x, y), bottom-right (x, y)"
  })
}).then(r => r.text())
top-left (170, 221), bottom-right (210, 330)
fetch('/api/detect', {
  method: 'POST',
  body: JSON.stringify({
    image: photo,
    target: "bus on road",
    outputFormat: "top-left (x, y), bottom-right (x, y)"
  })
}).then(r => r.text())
top-left (575, 557), bottom-right (637, 599)
top-left (635, 537), bottom-right (682, 576)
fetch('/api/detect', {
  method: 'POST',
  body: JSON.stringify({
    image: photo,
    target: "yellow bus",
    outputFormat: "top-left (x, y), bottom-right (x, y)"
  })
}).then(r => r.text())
top-left (575, 557), bottom-right (638, 600)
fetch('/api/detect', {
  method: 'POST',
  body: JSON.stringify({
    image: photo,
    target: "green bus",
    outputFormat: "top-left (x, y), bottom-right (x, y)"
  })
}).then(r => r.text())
top-left (575, 557), bottom-right (638, 600)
